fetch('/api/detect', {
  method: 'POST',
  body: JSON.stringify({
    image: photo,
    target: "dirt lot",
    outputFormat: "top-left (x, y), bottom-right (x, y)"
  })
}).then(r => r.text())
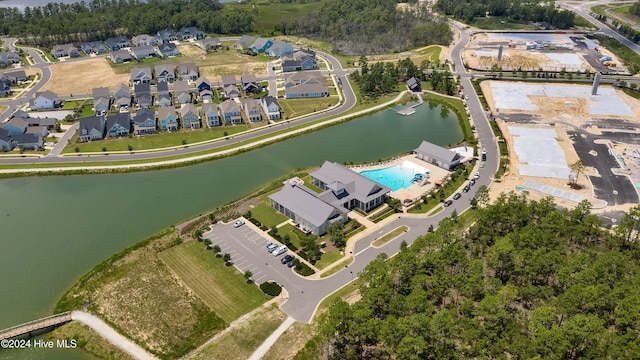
top-left (41, 58), bottom-right (130, 95)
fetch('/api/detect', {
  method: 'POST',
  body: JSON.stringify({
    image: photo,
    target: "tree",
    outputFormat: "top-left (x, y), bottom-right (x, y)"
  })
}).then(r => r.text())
top-left (212, 244), bottom-right (221, 255)
top-left (244, 270), bottom-right (253, 283)
top-left (54, 122), bottom-right (62, 132)
top-left (128, 144), bottom-right (133, 152)
top-left (204, 238), bottom-right (212, 246)
top-left (570, 159), bottom-right (586, 187)
top-left (208, 213), bottom-right (216, 224)
top-left (328, 222), bottom-right (346, 249)
top-left (223, 253), bottom-right (231, 264)
top-left (474, 185), bottom-right (490, 207)
top-left (75, 146), bottom-right (80, 153)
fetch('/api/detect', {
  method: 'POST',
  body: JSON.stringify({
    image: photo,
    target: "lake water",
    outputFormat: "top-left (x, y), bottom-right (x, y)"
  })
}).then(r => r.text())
top-left (0, 0), bottom-right (237, 10)
top-left (0, 103), bottom-right (461, 358)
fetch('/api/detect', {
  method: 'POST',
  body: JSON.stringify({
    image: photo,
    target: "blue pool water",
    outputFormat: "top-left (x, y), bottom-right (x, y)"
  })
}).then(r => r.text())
top-left (360, 164), bottom-right (425, 191)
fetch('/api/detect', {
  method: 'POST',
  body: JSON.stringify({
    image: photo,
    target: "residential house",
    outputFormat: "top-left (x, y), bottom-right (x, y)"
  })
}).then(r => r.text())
top-left (157, 106), bottom-right (179, 131)
top-left (269, 180), bottom-right (349, 236)
top-left (240, 74), bottom-right (260, 94)
top-left (114, 83), bottom-right (131, 109)
top-left (265, 41), bottom-right (293, 58)
top-left (157, 43), bottom-right (180, 58)
top-left (242, 98), bottom-right (262, 122)
top-left (131, 34), bottom-right (159, 47)
top-left (281, 49), bottom-right (318, 72)
top-left (178, 27), bottom-right (204, 40)
top-left (105, 113), bottom-right (131, 138)
top-left (110, 50), bottom-right (132, 64)
top-left (156, 81), bottom-right (172, 107)
top-left (26, 125), bottom-right (49, 138)
top-left (0, 80), bottom-right (10, 97)
top-left (12, 133), bottom-right (43, 150)
top-left (130, 67), bottom-right (152, 84)
top-left (173, 80), bottom-right (191, 104)
top-left (16, 112), bottom-right (58, 130)
top-left (233, 35), bottom-right (256, 51)
top-left (134, 83), bottom-right (152, 109)
top-left (407, 77), bottom-right (422, 93)
top-left (178, 63), bottom-right (198, 81)
top-left (249, 38), bottom-right (273, 54)
top-left (221, 75), bottom-right (237, 87)
top-left (202, 102), bottom-right (220, 127)
top-left (180, 103), bottom-right (200, 129)
top-left (30, 90), bottom-right (60, 110)
top-left (284, 83), bottom-right (329, 98)
top-left (196, 37), bottom-right (221, 51)
top-left (223, 84), bottom-right (240, 99)
top-left (133, 108), bottom-right (156, 135)
top-left (196, 76), bottom-right (212, 101)
top-left (0, 128), bottom-right (14, 151)
top-left (92, 87), bottom-right (111, 115)
top-left (284, 72), bottom-right (325, 88)
top-left (154, 64), bottom-right (175, 83)
top-left (413, 140), bottom-right (463, 170)
top-left (3, 70), bottom-right (28, 83)
top-left (157, 29), bottom-right (177, 43)
top-left (105, 36), bottom-right (130, 51)
top-left (78, 116), bottom-right (105, 142)
top-left (0, 52), bottom-right (21, 67)
top-left (219, 99), bottom-right (242, 124)
top-left (80, 41), bottom-right (107, 55)
top-left (51, 44), bottom-right (79, 58)
top-left (0, 117), bottom-right (28, 135)
top-left (261, 96), bottom-right (281, 120)
top-left (130, 45), bottom-right (156, 60)
top-left (309, 161), bottom-right (391, 212)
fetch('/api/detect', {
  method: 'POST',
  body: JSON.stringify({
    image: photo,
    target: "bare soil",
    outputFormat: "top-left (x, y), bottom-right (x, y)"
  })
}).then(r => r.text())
top-left (42, 58), bottom-right (130, 95)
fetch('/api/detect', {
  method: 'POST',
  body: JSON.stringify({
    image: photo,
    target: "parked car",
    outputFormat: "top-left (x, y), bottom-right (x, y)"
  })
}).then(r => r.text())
top-left (287, 259), bottom-right (296, 268)
top-left (474, 172), bottom-right (480, 180)
top-left (267, 243), bottom-right (278, 252)
top-left (281, 254), bottom-right (293, 264)
top-left (469, 179), bottom-right (476, 186)
top-left (482, 147), bottom-right (487, 155)
top-left (462, 184), bottom-right (471, 193)
top-left (480, 162), bottom-right (485, 168)
top-left (273, 245), bottom-right (288, 256)
top-left (443, 199), bottom-right (453, 207)
top-left (453, 192), bottom-right (462, 200)
top-left (233, 220), bottom-right (245, 228)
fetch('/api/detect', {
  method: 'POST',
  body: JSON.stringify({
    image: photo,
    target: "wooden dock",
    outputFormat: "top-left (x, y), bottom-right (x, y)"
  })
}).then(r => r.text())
top-left (0, 312), bottom-right (72, 340)
top-left (394, 93), bottom-right (424, 116)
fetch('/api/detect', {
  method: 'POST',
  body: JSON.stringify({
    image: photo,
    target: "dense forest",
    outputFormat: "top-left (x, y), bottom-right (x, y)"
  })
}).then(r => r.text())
top-left (436, 0), bottom-right (575, 29)
top-left (0, 0), bottom-right (254, 46)
top-left (287, 0), bottom-right (452, 55)
top-left (319, 194), bottom-right (640, 359)
top-left (631, 1), bottom-right (640, 17)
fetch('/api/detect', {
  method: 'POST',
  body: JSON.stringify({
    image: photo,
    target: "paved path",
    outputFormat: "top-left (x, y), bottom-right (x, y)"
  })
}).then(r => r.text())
top-left (247, 316), bottom-right (296, 360)
top-left (71, 311), bottom-right (158, 360)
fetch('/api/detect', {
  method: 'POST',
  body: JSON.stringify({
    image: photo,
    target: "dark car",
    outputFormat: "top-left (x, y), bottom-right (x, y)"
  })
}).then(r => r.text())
top-left (287, 258), bottom-right (296, 268)
top-left (453, 192), bottom-right (462, 200)
top-left (443, 199), bottom-right (453, 207)
top-left (281, 254), bottom-right (293, 264)
top-left (462, 184), bottom-right (471, 193)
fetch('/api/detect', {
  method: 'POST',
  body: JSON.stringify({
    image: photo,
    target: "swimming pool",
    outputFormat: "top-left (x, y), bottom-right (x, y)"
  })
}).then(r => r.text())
top-left (360, 161), bottom-right (429, 191)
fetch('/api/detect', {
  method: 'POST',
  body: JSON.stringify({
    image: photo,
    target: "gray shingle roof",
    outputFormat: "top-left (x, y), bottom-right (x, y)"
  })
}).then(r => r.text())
top-left (92, 87), bottom-right (110, 100)
top-left (221, 75), bottom-right (237, 86)
top-left (79, 115), bottom-right (104, 134)
top-left (134, 108), bottom-right (155, 124)
top-left (106, 113), bottom-right (130, 131)
top-left (414, 140), bottom-right (460, 166)
top-left (269, 183), bottom-right (346, 229)
top-left (157, 106), bottom-right (176, 120)
top-left (310, 161), bottom-right (390, 204)
top-left (219, 99), bottom-right (239, 113)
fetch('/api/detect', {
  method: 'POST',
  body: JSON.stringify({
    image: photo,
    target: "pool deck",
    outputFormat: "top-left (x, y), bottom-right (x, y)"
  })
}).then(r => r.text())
top-left (349, 154), bottom-right (452, 203)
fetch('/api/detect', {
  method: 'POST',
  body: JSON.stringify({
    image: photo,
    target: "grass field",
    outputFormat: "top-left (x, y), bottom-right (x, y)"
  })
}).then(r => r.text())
top-left (189, 306), bottom-right (287, 360)
top-left (315, 250), bottom-right (343, 270)
top-left (277, 223), bottom-right (318, 250)
top-left (46, 322), bottom-right (133, 360)
top-left (279, 97), bottom-right (339, 120)
top-left (251, 195), bottom-right (288, 228)
top-left (159, 241), bottom-right (267, 324)
top-left (319, 256), bottom-right (353, 278)
top-left (372, 225), bottom-right (408, 247)
top-left (262, 321), bottom-right (315, 360)
top-left (63, 124), bottom-right (248, 153)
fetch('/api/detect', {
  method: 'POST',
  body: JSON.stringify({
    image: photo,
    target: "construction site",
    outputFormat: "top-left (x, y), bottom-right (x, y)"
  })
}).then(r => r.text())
top-left (463, 32), bottom-right (628, 74)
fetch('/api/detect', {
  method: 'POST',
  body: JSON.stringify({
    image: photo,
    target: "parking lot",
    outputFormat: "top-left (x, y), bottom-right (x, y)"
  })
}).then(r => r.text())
top-left (204, 220), bottom-right (301, 287)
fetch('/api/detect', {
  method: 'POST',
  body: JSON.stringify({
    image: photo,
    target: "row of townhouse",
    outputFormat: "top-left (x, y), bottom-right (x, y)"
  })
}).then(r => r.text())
top-left (78, 95), bottom-right (282, 142)
top-left (110, 42), bottom-right (180, 64)
top-left (0, 110), bottom-right (59, 151)
top-left (130, 63), bottom-right (199, 85)
top-left (231, 35), bottom-right (318, 72)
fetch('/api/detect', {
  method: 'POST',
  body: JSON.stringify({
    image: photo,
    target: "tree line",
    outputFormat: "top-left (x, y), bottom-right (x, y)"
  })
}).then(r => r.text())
top-left (0, 0), bottom-right (254, 47)
top-left (285, 0), bottom-right (452, 55)
top-left (318, 194), bottom-right (640, 359)
top-left (436, 0), bottom-right (575, 29)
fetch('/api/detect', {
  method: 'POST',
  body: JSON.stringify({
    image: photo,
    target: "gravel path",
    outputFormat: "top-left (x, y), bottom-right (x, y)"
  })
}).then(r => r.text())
top-left (247, 316), bottom-right (296, 360)
top-left (71, 311), bottom-right (159, 360)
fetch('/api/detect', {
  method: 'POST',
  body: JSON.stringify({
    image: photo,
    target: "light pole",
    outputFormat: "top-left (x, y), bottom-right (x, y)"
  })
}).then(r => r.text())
top-left (350, 271), bottom-right (354, 284)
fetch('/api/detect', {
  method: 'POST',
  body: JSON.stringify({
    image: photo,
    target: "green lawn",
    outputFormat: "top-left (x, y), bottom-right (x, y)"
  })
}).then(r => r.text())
top-left (300, 174), bottom-right (323, 193)
top-left (319, 256), bottom-right (353, 278)
top-left (64, 124), bottom-right (248, 153)
top-left (277, 223), bottom-right (317, 250)
top-left (315, 250), bottom-right (344, 270)
top-left (279, 97), bottom-right (339, 120)
top-left (159, 241), bottom-right (267, 323)
top-left (62, 100), bottom-right (85, 109)
top-left (251, 197), bottom-right (288, 228)
top-left (469, 16), bottom-right (539, 30)
top-left (372, 226), bottom-right (408, 247)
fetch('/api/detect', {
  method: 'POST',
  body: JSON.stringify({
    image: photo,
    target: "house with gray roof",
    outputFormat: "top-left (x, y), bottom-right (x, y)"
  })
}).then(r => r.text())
top-left (92, 87), bottom-right (110, 114)
top-left (173, 80), bottom-right (191, 104)
top-left (266, 41), bottom-right (293, 58)
top-left (180, 103), bottom-right (200, 129)
top-left (224, 84), bottom-right (240, 99)
top-left (134, 83), bottom-right (152, 109)
top-left (12, 133), bottom-right (43, 150)
top-left (242, 98), bottom-right (262, 122)
top-left (178, 27), bottom-right (204, 40)
top-left (133, 108), bottom-right (156, 135)
top-left (105, 36), bottom-right (130, 51)
top-left (202, 102), bottom-right (220, 127)
top-left (154, 64), bottom-right (175, 83)
top-left (407, 77), bottom-right (422, 93)
top-left (110, 50), bottom-right (132, 64)
top-left (0, 117), bottom-right (28, 135)
top-left (261, 96), bottom-right (281, 120)
top-left (281, 49), bottom-right (318, 72)
top-left (413, 140), bottom-right (463, 170)
top-left (130, 45), bottom-right (156, 60)
top-left (0, 79), bottom-right (10, 97)
top-left (25, 125), bottom-right (48, 138)
top-left (157, 106), bottom-right (178, 131)
top-left (178, 63), bottom-right (198, 81)
top-left (310, 161), bottom-right (390, 212)
top-left (130, 67), bottom-right (152, 84)
top-left (51, 44), bottom-right (79, 58)
top-left (105, 113), bottom-right (130, 138)
top-left (157, 29), bottom-right (177, 43)
top-left (233, 35), bottom-right (256, 51)
top-left (249, 38), bottom-right (273, 54)
top-left (196, 37), bottom-right (221, 51)
top-left (221, 75), bottom-right (237, 87)
top-left (269, 180), bottom-right (349, 235)
top-left (285, 83), bottom-right (329, 99)
top-left (219, 99), bottom-right (242, 124)
top-left (241, 73), bottom-right (260, 94)
top-left (196, 76), bottom-right (212, 101)
top-left (18, 113), bottom-right (58, 130)
top-left (157, 43), bottom-right (180, 58)
top-left (80, 41), bottom-right (107, 55)
top-left (30, 90), bottom-right (60, 110)
top-left (0, 51), bottom-right (21, 67)
top-left (2, 70), bottom-right (28, 83)
top-left (79, 116), bottom-right (105, 142)
top-left (114, 83), bottom-right (131, 109)
top-left (0, 128), bottom-right (14, 151)
top-left (132, 34), bottom-right (159, 47)
top-left (156, 81), bottom-right (172, 107)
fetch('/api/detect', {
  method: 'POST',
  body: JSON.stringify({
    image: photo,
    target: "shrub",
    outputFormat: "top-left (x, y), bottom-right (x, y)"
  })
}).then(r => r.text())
top-left (295, 262), bottom-right (316, 277)
top-left (260, 281), bottom-right (282, 296)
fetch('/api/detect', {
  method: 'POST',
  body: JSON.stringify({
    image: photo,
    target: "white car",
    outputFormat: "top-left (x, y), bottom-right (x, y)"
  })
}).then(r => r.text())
top-left (233, 220), bottom-right (245, 228)
top-left (474, 172), bottom-right (480, 180)
top-left (480, 162), bottom-right (485, 168)
top-left (273, 245), bottom-right (288, 256)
